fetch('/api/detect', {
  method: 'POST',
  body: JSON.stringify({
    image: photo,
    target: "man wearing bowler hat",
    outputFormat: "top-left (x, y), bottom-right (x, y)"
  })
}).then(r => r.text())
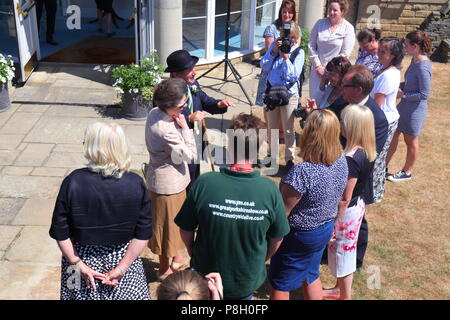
top-left (166, 49), bottom-right (234, 184)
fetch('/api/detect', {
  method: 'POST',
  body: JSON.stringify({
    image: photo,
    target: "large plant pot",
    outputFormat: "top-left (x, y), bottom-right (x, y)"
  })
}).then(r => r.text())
top-left (0, 83), bottom-right (11, 113)
top-left (120, 93), bottom-right (151, 121)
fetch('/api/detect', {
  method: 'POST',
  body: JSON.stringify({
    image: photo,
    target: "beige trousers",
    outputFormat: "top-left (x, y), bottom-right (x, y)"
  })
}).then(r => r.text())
top-left (266, 93), bottom-right (298, 162)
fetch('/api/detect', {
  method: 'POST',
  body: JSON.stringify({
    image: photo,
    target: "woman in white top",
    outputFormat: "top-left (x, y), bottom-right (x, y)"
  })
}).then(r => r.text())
top-left (369, 37), bottom-right (404, 201)
top-left (308, 0), bottom-right (355, 101)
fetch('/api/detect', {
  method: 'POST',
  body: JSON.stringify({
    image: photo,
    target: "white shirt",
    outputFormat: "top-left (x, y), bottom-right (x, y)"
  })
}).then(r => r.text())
top-left (370, 68), bottom-right (401, 123)
top-left (308, 18), bottom-right (356, 69)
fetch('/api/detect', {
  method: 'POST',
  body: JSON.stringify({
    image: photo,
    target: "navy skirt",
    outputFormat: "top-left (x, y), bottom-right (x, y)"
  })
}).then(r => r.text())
top-left (268, 220), bottom-right (334, 292)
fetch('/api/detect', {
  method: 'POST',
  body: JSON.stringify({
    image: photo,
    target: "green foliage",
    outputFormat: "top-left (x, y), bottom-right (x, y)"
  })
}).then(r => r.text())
top-left (112, 51), bottom-right (164, 104)
top-left (0, 53), bottom-right (15, 84)
top-left (300, 28), bottom-right (310, 69)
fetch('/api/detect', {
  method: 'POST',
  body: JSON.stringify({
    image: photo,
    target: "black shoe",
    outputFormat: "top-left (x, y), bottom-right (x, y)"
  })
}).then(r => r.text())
top-left (46, 38), bottom-right (59, 45)
top-left (107, 32), bottom-right (116, 38)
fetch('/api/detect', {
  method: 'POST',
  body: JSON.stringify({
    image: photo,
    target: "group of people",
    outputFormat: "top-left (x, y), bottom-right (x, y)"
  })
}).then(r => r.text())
top-left (49, 0), bottom-right (433, 300)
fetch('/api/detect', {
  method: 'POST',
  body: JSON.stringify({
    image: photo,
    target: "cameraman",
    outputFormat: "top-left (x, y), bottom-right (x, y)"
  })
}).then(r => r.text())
top-left (260, 21), bottom-right (304, 171)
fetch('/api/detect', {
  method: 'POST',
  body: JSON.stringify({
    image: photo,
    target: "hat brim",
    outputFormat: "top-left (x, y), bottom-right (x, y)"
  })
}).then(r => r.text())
top-left (165, 56), bottom-right (199, 73)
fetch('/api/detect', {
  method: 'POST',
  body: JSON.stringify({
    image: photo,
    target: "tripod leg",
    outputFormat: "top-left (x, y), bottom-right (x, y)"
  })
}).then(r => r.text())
top-left (197, 60), bottom-right (224, 81)
top-left (226, 59), bottom-right (242, 79)
top-left (225, 60), bottom-right (253, 106)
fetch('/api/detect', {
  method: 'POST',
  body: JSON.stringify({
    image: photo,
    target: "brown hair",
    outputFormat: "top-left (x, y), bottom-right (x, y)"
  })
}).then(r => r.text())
top-left (299, 109), bottom-right (342, 165)
top-left (379, 37), bottom-right (404, 69)
top-left (275, 0), bottom-right (296, 29)
top-left (153, 78), bottom-right (187, 110)
top-left (325, 56), bottom-right (352, 86)
top-left (328, 0), bottom-right (349, 14)
top-left (157, 270), bottom-right (210, 300)
top-left (228, 113), bottom-right (266, 163)
top-left (406, 30), bottom-right (432, 54)
top-left (357, 28), bottom-right (382, 43)
top-left (345, 64), bottom-right (374, 96)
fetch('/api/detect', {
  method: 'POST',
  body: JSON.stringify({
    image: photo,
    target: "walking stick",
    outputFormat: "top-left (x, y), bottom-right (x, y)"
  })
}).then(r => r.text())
top-left (201, 120), bottom-right (216, 172)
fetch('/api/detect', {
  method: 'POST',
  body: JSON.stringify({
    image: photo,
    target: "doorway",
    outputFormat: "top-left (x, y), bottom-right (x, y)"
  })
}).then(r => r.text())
top-left (39, 0), bottom-right (136, 64)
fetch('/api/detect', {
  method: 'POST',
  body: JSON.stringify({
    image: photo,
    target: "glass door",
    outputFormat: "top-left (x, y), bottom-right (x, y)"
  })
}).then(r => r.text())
top-left (135, 0), bottom-right (153, 63)
top-left (12, 0), bottom-right (40, 82)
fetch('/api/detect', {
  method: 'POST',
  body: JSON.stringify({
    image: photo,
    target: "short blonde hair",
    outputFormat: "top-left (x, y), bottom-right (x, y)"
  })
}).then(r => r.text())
top-left (299, 109), bottom-right (342, 165)
top-left (341, 105), bottom-right (377, 162)
top-left (290, 21), bottom-right (301, 41)
top-left (157, 270), bottom-right (210, 300)
top-left (84, 121), bottom-right (131, 178)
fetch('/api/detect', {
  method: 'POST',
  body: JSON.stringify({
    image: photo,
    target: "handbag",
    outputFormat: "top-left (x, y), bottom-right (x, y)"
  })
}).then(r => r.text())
top-left (263, 85), bottom-right (290, 107)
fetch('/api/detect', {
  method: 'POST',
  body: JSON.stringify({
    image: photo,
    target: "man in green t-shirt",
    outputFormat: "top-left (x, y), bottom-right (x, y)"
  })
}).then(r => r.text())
top-left (175, 113), bottom-right (290, 299)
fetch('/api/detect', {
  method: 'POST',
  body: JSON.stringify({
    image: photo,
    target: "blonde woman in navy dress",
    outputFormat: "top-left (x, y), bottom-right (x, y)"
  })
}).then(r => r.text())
top-left (386, 31), bottom-right (433, 182)
top-left (50, 122), bottom-right (152, 300)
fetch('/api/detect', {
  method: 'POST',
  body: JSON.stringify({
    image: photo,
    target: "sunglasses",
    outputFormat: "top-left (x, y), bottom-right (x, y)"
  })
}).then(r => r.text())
top-left (343, 84), bottom-right (358, 88)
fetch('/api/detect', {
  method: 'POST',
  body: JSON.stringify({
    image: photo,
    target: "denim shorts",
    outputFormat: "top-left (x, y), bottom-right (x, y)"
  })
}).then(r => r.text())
top-left (268, 220), bottom-right (334, 292)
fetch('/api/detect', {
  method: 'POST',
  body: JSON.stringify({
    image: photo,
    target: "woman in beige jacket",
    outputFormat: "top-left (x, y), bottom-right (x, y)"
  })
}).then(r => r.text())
top-left (145, 78), bottom-right (197, 280)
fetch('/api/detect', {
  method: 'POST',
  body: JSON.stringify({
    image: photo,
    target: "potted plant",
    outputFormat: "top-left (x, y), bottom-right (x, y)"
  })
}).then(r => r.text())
top-left (112, 51), bottom-right (164, 121)
top-left (0, 53), bottom-right (15, 113)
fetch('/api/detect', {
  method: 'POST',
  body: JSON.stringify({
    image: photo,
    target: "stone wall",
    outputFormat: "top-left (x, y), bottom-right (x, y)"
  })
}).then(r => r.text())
top-left (296, 0), bottom-right (449, 37)
top-left (356, 0), bottom-right (449, 38)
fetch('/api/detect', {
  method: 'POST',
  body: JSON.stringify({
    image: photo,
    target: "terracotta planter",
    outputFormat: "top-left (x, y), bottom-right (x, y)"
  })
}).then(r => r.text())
top-left (0, 82), bottom-right (11, 113)
top-left (120, 93), bottom-right (151, 121)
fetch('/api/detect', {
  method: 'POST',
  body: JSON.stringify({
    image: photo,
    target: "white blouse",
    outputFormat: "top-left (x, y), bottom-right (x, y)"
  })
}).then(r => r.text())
top-left (308, 18), bottom-right (356, 69)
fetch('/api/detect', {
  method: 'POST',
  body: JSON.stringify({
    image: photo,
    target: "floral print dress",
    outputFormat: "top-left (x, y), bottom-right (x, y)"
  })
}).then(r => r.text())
top-left (327, 147), bottom-right (373, 277)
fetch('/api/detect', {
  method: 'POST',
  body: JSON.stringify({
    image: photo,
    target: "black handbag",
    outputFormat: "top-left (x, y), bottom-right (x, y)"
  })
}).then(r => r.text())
top-left (263, 85), bottom-right (290, 107)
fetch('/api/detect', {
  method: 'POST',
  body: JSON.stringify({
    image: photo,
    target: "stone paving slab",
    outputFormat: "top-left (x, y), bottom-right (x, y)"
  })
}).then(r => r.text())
top-left (24, 117), bottom-right (95, 144)
top-left (31, 167), bottom-right (68, 177)
top-left (0, 261), bottom-right (59, 300)
top-left (0, 198), bottom-right (26, 225)
top-left (53, 143), bottom-right (85, 153)
top-left (12, 198), bottom-right (55, 226)
top-left (44, 152), bottom-right (85, 168)
top-left (16, 104), bottom-right (50, 113)
top-left (0, 226), bottom-right (22, 251)
top-left (4, 226), bottom-right (60, 264)
top-left (0, 175), bottom-right (61, 199)
top-left (0, 113), bottom-right (42, 135)
top-left (0, 150), bottom-right (21, 166)
top-left (15, 143), bottom-right (54, 167)
top-left (45, 105), bottom-right (105, 118)
top-left (2, 166), bottom-right (34, 176)
top-left (0, 135), bottom-right (25, 150)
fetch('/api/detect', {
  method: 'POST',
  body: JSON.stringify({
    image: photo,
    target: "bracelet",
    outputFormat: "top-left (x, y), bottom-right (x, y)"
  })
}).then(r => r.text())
top-left (70, 258), bottom-right (82, 266)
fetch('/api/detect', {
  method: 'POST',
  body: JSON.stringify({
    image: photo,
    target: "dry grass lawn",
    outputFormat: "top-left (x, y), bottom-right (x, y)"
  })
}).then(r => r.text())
top-left (143, 58), bottom-right (450, 300)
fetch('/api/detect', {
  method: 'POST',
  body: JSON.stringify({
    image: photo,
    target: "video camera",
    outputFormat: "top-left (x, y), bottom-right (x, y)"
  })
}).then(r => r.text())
top-left (280, 23), bottom-right (292, 54)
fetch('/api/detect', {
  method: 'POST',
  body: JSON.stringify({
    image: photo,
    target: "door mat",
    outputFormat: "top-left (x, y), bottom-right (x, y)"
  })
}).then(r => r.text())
top-left (41, 35), bottom-right (135, 65)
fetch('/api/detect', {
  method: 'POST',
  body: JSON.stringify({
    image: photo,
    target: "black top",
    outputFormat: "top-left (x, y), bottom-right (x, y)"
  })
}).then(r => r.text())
top-left (326, 96), bottom-right (388, 205)
top-left (49, 168), bottom-right (152, 246)
top-left (346, 148), bottom-right (374, 206)
top-left (328, 96), bottom-right (388, 155)
top-left (182, 80), bottom-right (227, 129)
